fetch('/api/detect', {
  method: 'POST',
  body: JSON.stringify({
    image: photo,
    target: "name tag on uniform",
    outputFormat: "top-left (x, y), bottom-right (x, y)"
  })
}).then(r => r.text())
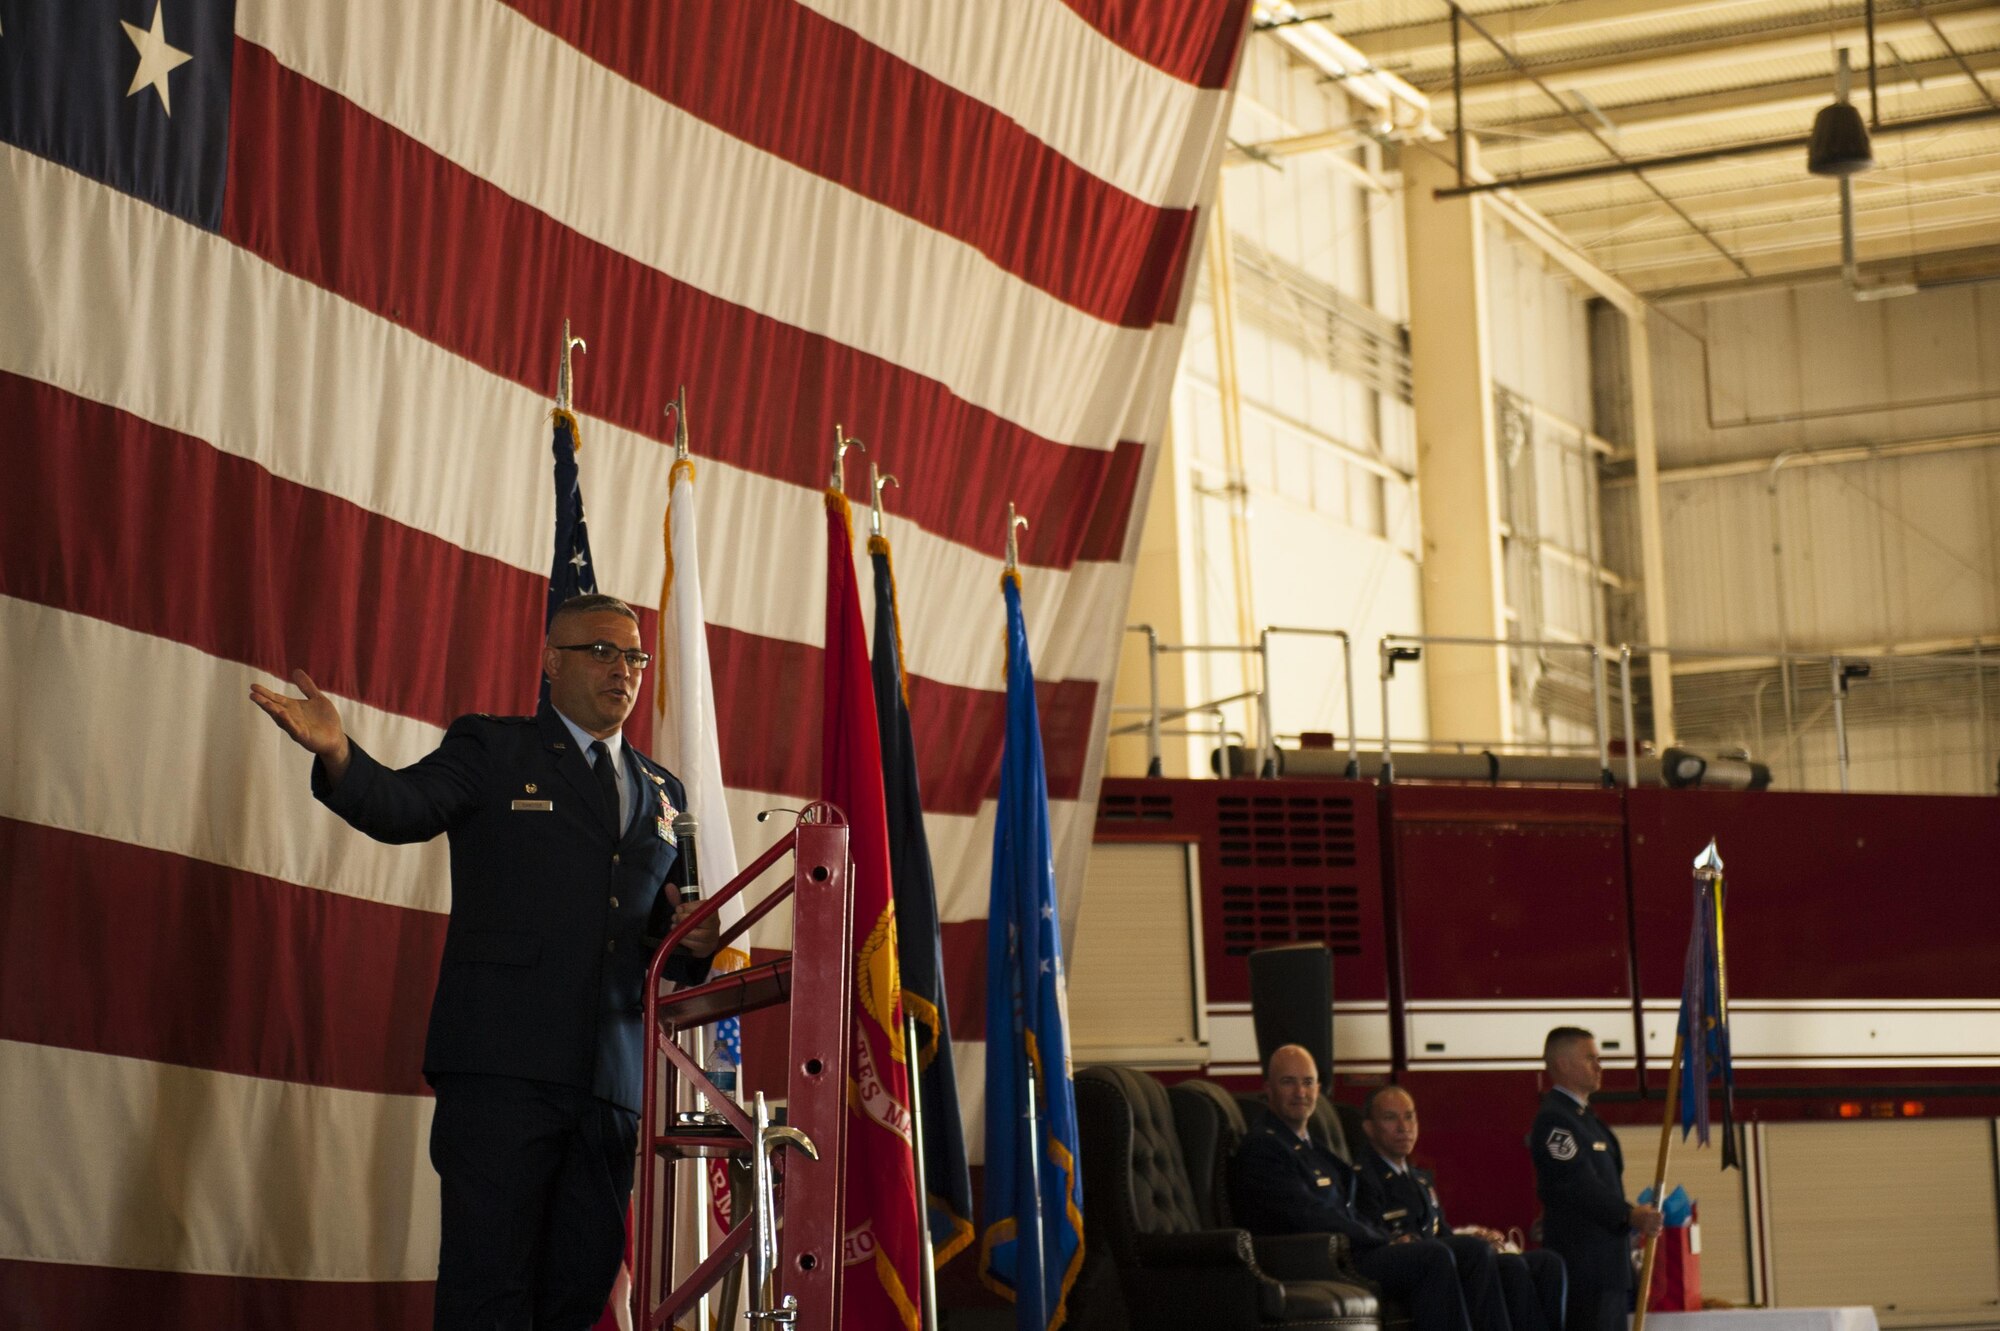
top-left (1383, 1208), bottom-right (1408, 1220)
top-left (1314, 1177), bottom-right (1332, 1188)
top-left (512, 799), bottom-right (554, 812)
top-left (1592, 1141), bottom-right (1608, 1151)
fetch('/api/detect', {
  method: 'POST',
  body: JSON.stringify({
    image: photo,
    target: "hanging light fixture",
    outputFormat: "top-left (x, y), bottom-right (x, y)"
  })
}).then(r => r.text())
top-left (1808, 49), bottom-right (1874, 177)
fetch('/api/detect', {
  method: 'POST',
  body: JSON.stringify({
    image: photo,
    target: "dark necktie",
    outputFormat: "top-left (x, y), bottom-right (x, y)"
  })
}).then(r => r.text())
top-left (590, 741), bottom-right (622, 834)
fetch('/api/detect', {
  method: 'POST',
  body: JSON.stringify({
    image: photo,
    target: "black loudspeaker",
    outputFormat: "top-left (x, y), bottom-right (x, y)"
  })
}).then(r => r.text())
top-left (1247, 943), bottom-right (1334, 1084)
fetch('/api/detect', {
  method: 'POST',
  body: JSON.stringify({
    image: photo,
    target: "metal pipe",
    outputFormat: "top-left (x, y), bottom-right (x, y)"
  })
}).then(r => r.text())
top-left (1261, 627), bottom-right (1361, 778)
top-left (1866, 0), bottom-right (1880, 127)
top-left (1383, 631), bottom-right (1611, 777)
top-left (1620, 646), bottom-right (1641, 789)
top-left (1257, 633), bottom-right (1276, 778)
top-left (1767, 453), bottom-right (1803, 780)
top-left (1911, 0), bottom-right (2000, 113)
top-left (1432, 108), bottom-right (2000, 197)
top-left (1126, 625), bottom-right (1163, 776)
top-left (1452, 5), bottom-right (1467, 190)
top-left (1591, 646), bottom-right (1613, 785)
top-left (1379, 639), bottom-right (1396, 783)
top-left (1830, 656), bottom-right (1853, 793)
top-left (1107, 690), bottom-right (1265, 737)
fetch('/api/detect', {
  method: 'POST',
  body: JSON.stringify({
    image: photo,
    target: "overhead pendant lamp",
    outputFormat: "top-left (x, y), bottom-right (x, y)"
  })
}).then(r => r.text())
top-left (1808, 49), bottom-right (1874, 177)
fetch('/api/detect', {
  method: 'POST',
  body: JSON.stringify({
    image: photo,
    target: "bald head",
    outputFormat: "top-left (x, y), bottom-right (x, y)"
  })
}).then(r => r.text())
top-left (1264, 1045), bottom-right (1321, 1135)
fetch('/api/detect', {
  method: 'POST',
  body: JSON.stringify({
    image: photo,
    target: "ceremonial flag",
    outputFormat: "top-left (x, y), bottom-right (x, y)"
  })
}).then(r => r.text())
top-left (654, 448), bottom-right (748, 1318)
top-left (871, 528), bottom-right (976, 1270)
top-left (540, 407), bottom-right (598, 704)
top-left (1677, 839), bottom-right (1739, 1170)
top-left (822, 489), bottom-right (924, 1331)
top-left (981, 569), bottom-right (1085, 1331)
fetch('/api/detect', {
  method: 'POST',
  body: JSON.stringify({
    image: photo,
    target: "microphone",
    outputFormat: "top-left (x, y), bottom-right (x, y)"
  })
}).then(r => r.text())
top-left (672, 810), bottom-right (701, 903)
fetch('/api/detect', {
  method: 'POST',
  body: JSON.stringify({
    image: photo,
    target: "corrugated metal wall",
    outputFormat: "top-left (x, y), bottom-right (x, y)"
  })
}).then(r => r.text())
top-left (1604, 276), bottom-right (2000, 792)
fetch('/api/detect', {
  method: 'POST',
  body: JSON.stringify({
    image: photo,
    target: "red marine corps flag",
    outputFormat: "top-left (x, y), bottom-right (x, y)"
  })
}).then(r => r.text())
top-left (821, 436), bottom-right (924, 1330)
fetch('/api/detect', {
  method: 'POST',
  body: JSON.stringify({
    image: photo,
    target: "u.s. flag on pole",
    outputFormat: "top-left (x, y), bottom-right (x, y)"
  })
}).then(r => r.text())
top-left (0, 0), bottom-right (1248, 1323)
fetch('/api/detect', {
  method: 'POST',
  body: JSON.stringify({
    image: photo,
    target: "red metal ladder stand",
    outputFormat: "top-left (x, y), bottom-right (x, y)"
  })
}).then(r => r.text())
top-left (635, 813), bottom-right (854, 1331)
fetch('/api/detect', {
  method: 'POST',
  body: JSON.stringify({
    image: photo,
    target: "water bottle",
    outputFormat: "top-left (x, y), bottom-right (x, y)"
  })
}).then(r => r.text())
top-left (703, 1038), bottom-right (737, 1117)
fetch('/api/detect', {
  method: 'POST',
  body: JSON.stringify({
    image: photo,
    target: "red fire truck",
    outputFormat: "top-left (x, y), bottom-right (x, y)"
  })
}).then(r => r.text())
top-left (1080, 776), bottom-right (2000, 1314)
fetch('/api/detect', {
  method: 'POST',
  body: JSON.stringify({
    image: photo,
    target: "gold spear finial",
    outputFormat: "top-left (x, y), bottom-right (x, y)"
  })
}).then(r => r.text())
top-left (870, 464), bottom-right (899, 538)
top-left (556, 319), bottom-right (587, 413)
top-left (831, 424), bottom-right (865, 493)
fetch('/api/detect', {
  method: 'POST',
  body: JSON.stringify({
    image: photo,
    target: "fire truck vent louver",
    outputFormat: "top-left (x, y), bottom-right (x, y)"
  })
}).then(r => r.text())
top-left (1216, 795), bottom-right (1363, 957)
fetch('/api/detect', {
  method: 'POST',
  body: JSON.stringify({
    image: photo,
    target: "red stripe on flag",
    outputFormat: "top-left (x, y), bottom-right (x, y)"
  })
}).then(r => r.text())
top-left (0, 372), bottom-right (1093, 812)
top-left (1059, 0), bottom-right (1253, 88)
top-left (220, 41), bottom-right (1146, 568)
top-left (0, 819), bottom-right (439, 1096)
top-left (0, 370), bottom-right (546, 731)
top-left (708, 625), bottom-right (1094, 811)
top-left (503, 0), bottom-right (1195, 330)
top-left (940, 919), bottom-right (990, 1042)
top-left (0, 1259), bottom-right (431, 1331)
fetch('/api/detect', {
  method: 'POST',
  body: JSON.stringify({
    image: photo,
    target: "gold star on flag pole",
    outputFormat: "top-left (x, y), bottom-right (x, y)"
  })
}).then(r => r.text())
top-left (122, 2), bottom-right (194, 116)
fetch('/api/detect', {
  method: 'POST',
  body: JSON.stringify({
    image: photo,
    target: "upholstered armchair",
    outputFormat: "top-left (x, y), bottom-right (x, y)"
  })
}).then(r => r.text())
top-left (1075, 1066), bottom-right (1380, 1331)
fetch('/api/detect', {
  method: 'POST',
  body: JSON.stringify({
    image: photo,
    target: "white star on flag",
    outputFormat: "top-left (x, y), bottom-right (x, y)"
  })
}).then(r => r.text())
top-left (568, 548), bottom-right (589, 571)
top-left (121, 2), bottom-right (193, 116)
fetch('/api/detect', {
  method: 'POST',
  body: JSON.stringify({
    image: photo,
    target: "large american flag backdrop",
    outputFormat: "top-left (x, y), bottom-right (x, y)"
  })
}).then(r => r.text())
top-left (0, 0), bottom-right (1248, 1323)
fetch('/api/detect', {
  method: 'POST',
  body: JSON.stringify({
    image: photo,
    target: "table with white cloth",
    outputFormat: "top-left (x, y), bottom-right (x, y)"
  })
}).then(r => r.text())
top-left (1635, 1309), bottom-right (1882, 1331)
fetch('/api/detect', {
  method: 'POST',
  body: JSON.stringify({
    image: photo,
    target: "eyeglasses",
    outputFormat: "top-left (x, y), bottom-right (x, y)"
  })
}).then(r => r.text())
top-left (553, 642), bottom-right (653, 670)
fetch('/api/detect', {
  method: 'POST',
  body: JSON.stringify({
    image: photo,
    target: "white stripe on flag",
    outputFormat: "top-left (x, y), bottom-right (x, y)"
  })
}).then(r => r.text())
top-left (0, 1040), bottom-right (436, 1280)
top-left (234, 0), bottom-right (1155, 450)
top-left (793, 0), bottom-right (1226, 207)
top-left (0, 595), bottom-right (450, 916)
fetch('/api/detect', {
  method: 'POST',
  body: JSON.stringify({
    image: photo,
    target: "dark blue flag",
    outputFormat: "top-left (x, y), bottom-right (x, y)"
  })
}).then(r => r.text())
top-left (870, 533), bottom-right (975, 1270)
top-left (539, 409), bottom-right (597, 705)
top-left (0, 0), bottom-right (235, 230)
top-left (1677, 839), bottom-right (1739, 1170)
top-left (981, 570), bottom-right (1084, 1331)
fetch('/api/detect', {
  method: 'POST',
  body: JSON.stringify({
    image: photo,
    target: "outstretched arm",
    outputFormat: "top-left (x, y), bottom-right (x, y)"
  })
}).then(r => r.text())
top-left (251, 669), bottom-right (352, 784)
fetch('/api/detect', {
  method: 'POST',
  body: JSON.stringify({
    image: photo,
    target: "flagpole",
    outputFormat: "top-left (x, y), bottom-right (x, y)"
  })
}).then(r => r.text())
top-left (905, 1009), bottom-right (940, 1331)
top-left (1021, 1045), bottom-right (1050, 1331)
top-left (880, 464), bottom-right (939, 1331)
top-left (1633, 1028), bottom-right (1683, 1331)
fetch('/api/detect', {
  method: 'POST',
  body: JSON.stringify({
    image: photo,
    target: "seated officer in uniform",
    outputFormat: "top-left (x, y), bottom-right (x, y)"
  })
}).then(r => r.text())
top-left (1355, 1084), bottom-right (1567, 1331)
top-left (1530, 1027), bottom-right (1663, 1331)
top-left (1229, 1045), bottom-right (1507, 1331)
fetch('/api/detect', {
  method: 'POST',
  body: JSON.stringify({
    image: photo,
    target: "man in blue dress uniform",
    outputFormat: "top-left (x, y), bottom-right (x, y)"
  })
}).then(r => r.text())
top-left (1230, 1045), bottom-right (1507, 1331)
top-left (253, 593), bottom-right (719, 1329)
top-left (1356, 1084), bottom-right (1567, 1331)
top-left (1529, 1028), bottom-right (1663, 1331)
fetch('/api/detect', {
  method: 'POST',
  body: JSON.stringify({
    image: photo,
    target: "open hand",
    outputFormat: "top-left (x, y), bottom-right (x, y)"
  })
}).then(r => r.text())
top-left (251, 669), bottom-right (351, 780)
